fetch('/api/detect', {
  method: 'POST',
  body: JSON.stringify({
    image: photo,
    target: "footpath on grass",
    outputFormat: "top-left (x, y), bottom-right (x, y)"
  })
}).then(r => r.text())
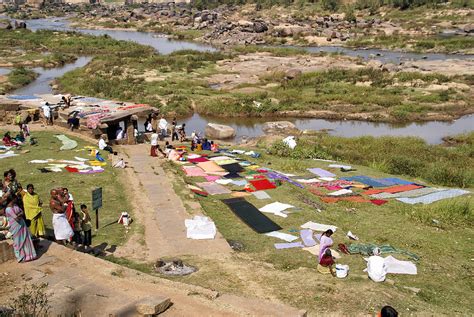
top-left (120, 144), bottom-right (231, 260)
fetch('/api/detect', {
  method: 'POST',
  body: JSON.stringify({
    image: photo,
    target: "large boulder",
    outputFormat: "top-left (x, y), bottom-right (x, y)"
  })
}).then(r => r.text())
top-left (284, 68), bottom-right (302, 80)
top-left (205, 123), bottom-right (236, 139)
top-left (253, 21), bottom-right (268, 33)
top-left (262, 121), bottom-right (299, 135)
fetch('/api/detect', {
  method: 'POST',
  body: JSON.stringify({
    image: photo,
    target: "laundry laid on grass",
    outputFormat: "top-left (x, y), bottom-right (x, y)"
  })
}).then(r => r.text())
top-left (185, 216), bottom-right (217, 240)
top-left (396, 189), bottom-right (470, 205)
top-left (264, 231), bottom-right (299, 242)
top-left (55, 134), bottom-right (78, 150)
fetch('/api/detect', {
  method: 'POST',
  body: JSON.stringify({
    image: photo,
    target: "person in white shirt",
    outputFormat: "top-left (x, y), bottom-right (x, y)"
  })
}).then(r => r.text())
top-left (158, 115), bottom-right (168, 138)
top-left (98, 135), bottom-right (113, 153)
top-left (116, 127), bottom-right (124, 140)
top-left (366, 247), bottom-right (387, 282)
top-left (41, 102), bottom-right (51, 126)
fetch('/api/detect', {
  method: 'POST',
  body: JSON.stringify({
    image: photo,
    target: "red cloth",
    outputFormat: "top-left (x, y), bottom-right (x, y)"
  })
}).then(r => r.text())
top-left (364, 184), bottom-right (422, 195)
top-left (66, 201), bottom-right (75, 230)
top-left (319, 254), bottom-right (335, 266)
top-left (248, 179), bottom-right (276, 191)
top-left (191, 189), bottom-right (208, 197)
top-left (150, 145), bottom-right (157, 157)
top-left (188, 157), bottom-right (209, 163)
top-left (370, 199), bottom-right (388, 206)
top-left (65, 166), bottom-right (79, 173)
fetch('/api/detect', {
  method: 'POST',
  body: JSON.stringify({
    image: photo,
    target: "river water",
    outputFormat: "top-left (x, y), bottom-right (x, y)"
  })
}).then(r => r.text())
top-left (7, 17), bottom-right (473, 143)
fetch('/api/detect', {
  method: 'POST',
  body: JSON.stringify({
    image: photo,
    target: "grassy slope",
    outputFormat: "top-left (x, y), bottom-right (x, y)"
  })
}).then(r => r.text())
top-left (0, 130), bottom-right (133, 247)
top-left (0, 68), bottom-right (38, 94)
top-left (158, 139), bottom-right (473, 315)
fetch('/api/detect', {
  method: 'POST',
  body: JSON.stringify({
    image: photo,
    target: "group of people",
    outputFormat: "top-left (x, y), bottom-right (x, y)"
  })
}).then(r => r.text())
top-left (0, 168), bottom-right (93, 263)
top-left (315, 229), bottom-right (388, 283)
top-left (144, 114), bottom-right (187, 142)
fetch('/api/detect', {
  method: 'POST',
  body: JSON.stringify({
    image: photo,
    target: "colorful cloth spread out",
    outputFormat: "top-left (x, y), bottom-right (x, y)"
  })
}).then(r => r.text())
top-left (307, 168), bottom-right (336, 178)
top-left (196, 182), bottom-right (232, 195)
top-left (188, 157), bottom-right (209, 164)
top-left (266, 171), bottom-right (304, 189)
top-left (248, 179), bottom-right (277, 191)
top-left (182, 166), bottom-right (207, 177)
top-left (370, 187), bottom-right (442, 199)
top-left (348, 243), bottom-right (419, 261)
top-left (340, 176), bottom-right (391, 188)
top-left (55, 135), bottom-right (78, 151)
top-left (396, 189), bottom-right (470, 205)
top-left (5, 205), bottom-right (37, 262)
top-left (364, 184), bottom-right (424, 195)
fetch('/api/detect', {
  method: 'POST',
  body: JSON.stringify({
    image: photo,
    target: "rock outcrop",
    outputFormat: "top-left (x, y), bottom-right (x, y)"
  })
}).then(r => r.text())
top-left (205, 123), bottom-right (236, 139)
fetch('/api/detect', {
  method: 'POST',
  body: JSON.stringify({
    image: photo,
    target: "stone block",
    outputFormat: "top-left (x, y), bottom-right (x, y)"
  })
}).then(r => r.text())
top-left (135, 296), bottom-right (171, 315)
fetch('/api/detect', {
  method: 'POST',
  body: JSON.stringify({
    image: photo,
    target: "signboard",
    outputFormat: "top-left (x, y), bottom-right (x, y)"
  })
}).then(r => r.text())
top-left (92, 187), bottom-right (103, 210)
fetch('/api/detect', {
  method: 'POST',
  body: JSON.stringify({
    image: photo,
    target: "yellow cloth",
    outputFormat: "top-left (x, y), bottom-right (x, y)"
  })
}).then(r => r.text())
top-left (317, 264), bottom-right (332, 274)
top-left (23, 192), bottom-right (45, 237)
top-left (89, 161), bottom-right (107, 166)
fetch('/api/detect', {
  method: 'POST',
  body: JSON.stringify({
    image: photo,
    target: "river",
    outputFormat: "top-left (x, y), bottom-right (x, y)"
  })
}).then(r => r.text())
top-left (6, 17), bottom-right (474, 144)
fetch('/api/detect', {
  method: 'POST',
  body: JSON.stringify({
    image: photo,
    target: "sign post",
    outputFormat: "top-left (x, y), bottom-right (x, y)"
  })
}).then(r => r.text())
top-left (92, 187), bottom-right (103, 230)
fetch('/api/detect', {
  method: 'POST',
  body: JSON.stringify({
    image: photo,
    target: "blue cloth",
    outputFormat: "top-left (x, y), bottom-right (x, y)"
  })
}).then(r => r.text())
top-left (340, 176), bottom-right (388, 187)
top-left (96, 153), bottom-right (105, 162)
top-left (8, 95), bottom-right (40, 100)
top-left (397, 189), bottom-right (470, 205)
top-left (379, 177), bottom-right (413, 185)
top-left (231, 180), bottom-right (248, 186)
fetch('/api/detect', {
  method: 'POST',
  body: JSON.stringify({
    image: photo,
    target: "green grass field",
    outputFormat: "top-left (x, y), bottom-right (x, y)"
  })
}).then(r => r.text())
top-left (157, 136), bottom-right (473, 315)
top-left (0, 130), bottom-right (133, 248)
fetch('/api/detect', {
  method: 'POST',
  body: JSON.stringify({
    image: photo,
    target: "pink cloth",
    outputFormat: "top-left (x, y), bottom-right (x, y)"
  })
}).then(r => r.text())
top-left (183, 166), bottom-right (207, 177)
top-left (318, 235), bottom-right (333, 260)
top-left (205, 176), bottom-right (221, 182)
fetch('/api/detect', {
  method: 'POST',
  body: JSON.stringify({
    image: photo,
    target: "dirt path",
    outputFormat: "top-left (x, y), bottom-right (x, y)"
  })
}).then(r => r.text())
top-left (116, 144), bottom-right (231, 261)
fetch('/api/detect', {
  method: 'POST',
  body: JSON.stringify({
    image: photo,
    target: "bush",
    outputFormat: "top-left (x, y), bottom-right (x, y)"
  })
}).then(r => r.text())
top-left (385, 155), bottom-right (423, 176)
top-left (322, 0), bottom-right (341, 11)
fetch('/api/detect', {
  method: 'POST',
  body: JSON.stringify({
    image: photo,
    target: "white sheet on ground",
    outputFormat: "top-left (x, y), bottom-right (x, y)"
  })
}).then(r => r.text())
top-left (328, 189), bottom-right (353, 196)
top-left (296, 178), bottom-right (321, 183)
top-left (264, 231), bottom-right (299, 242)
top-left (185, 216), bottom-right (216, 240)
top-left (384, 255), bottom-right (417, 275)
top-left (0, 151), bottom-right (18, 160)
top-left (329, 164), bottom-right (351, 170)
top-left (282, 136), bottom-right (297, 149)
top-left (252, 191), bottom-right (271, 200)
top-left (259, 202), bottom-right (294, 218)
top-left (319, 177), bottom-right (336, 181)
top-left (215, 179), bottom-right (233, 185)
top-left (301, 221), bottom-right (337, 232)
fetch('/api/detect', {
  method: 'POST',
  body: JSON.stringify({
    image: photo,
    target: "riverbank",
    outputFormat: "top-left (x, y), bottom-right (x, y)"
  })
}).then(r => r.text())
top-left (57, 48), bottom-right (474, 123)
top-left (5, 2), bottom-right (473, 54)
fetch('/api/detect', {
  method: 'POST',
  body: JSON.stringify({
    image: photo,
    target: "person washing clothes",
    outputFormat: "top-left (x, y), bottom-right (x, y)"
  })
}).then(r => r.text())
top-left (317, 249), bottom-right (336, 276)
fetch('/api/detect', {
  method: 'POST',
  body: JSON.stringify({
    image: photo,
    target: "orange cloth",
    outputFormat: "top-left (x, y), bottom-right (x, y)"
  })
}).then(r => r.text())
top-left (364, 184), bottom-right (423, 195)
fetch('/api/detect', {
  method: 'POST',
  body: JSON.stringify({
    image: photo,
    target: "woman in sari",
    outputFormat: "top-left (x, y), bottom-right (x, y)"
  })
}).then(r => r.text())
top-left (316, 229), bottom-right (334, 261)
top-left (1, 169), bottom-right (23, 210)
top-left (3, 195), bottom-right (37, 262)
top-left (317, 249), bottom-right (336, 276)
top-left (22, 184), bottom-right (45, 239)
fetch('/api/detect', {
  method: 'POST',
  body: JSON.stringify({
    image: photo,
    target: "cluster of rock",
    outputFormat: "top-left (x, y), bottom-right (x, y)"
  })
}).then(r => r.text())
top-left (4, 3), bottom-right (397, 45)
top-left (0, 20), bottom-right (27, 30)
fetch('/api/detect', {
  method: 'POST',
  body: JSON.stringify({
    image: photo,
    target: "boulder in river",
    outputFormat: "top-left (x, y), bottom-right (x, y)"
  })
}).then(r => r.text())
top-left (205, 123), bottom-right (236, 139)
top-left (262, 121), bottom-right (300, 135)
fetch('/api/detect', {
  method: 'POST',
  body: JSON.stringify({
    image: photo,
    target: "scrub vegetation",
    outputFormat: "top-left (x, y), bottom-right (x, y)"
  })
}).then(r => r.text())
top-left (266, 132), bottom-right (474, 188)
top-left (0, 67), bottom-right (38, 94)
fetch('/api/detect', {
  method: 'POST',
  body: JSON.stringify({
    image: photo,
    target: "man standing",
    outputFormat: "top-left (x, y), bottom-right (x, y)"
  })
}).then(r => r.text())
top-left (49, 189), bottom-right (73, 245)
top-left (41, 102), bottom-right (51, 126)
top-left (158, 115), bottom-right (168, 139)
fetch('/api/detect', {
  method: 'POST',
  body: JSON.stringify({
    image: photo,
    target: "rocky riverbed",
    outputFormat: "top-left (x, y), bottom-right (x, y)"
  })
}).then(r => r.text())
top-left (3, 3), bottom-right (473, 52)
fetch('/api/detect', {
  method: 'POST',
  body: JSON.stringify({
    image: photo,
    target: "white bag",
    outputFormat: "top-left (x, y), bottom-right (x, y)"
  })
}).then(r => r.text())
top-left (335, 264), bottom-right (349, 278)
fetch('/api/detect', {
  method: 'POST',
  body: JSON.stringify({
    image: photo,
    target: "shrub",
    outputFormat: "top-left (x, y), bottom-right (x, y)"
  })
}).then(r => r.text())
top-left (322, 0), bottom-right (341, 11)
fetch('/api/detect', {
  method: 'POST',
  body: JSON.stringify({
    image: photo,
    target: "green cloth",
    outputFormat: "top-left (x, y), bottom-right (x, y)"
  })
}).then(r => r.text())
top-left (55, 135), bottom-right (78, 151)
top-left (348, 243), bottom-right (420, 261)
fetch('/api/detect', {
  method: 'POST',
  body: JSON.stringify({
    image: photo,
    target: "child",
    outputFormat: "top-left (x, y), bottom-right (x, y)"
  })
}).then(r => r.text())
top-left (79, 204), bottom-right (92, 249)
top-left (72, 210), bottom-right (83, 246)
